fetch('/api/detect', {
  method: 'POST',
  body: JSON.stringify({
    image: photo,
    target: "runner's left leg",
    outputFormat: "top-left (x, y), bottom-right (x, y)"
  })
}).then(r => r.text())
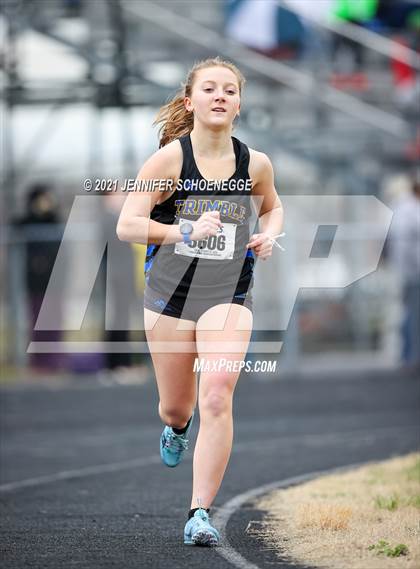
top-left (191, 303), bottom-right (252, 509)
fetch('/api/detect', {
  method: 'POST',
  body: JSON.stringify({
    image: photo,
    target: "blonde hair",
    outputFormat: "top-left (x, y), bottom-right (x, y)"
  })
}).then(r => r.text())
top-left (153, 57), bottom-right (245, 148)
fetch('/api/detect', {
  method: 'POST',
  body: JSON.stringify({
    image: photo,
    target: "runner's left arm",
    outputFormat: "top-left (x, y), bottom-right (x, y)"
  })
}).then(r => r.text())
top-left (247, 153), bottom-right (283, 260)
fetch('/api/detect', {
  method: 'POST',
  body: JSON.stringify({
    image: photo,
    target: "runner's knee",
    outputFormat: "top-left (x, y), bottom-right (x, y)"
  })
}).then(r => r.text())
top-left (159, 403), bottom-right (192, 428)
top-left (200, 385), bottom-right (232, 417)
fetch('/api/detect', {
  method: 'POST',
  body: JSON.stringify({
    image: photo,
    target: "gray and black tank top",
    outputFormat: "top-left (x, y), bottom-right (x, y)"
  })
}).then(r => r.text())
top-left (144, 133), bottom-right (255, 300)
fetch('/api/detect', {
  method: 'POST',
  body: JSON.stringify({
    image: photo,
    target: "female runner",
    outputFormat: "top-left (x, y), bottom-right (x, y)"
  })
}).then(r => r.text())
top-left (117, 57), bottom-right (283, 546)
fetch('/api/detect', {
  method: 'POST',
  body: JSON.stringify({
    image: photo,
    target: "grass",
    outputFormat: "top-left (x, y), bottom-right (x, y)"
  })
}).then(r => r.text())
top-left (252, 453), bottom-right (420, 569)
top-left (368, 540), bottom-right (409, 558)
top-left (374, 492), bottom-right (420, 510)
top-left (405, 459), bottom-right (420, 482)
top-left (374, 494), bottom-right (400, 511)
top-left (296, 502), bottom-right (352, 530)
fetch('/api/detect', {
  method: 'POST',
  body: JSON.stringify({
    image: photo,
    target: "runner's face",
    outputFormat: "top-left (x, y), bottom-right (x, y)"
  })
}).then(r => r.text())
top-left (185, 67), bottom-right (240, 128)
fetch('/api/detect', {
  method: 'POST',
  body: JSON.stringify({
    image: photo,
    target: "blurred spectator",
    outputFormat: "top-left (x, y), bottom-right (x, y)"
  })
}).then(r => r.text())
top-left (376, 0), bottom-right (420, 30)
top-left (387, 4), bottom-right (420, 122)
top-left (101, 192), bottom-right (138, 377)
top-left (331, 0), bottom-right (379, 88)
top-left (387, 3), bottom-right (420, 160)
top-left (284, 0), bottom-right (335, 24)
top-left (389, 174), bottom-right (420, 371)
top-left (225, 0), bottom-right (305, 59)
top-left (14, 184), bottom-right (64, 372)
top-left (391, 36), bottom-right (420, 114)
top-left (63, 0), bottom-right (82, 18)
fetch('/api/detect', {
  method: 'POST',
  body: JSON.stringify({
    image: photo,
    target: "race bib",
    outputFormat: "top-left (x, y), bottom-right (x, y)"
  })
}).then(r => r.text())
top-left (174, 218), bottom-right (236, 260)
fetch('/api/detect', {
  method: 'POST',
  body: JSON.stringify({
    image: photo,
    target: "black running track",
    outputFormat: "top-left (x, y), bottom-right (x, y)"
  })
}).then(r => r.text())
top-left (1, 368), bottom-right (419, 569)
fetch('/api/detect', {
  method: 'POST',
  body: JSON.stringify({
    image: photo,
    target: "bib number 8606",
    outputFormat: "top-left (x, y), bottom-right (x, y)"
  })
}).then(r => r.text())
top-left (189, 235), bottom-right (226, 251)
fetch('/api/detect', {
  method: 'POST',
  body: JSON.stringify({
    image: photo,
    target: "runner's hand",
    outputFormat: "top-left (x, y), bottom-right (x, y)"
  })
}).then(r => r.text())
top-left (191, 211), bottom-right (222, 240)
top-left (246, 233), bottom-right (274, 261)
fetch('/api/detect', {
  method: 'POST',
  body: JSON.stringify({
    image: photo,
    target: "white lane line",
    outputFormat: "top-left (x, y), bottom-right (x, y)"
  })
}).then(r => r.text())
top-left (0, 456), bottom-right (161, 493)
top-left (0, 424), bottom-right (416, 493)
top-left (213, 461), bottom-right (375, 569)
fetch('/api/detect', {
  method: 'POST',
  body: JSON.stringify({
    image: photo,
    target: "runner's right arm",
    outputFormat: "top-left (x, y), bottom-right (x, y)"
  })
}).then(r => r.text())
top-left (116, 141), bottom-right (221, 245)
top-left (117, 142), bottom-right (182, 245)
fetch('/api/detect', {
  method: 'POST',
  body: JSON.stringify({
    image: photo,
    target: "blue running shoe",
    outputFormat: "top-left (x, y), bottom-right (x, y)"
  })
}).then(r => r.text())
top-left (184, 508), bottom-right (220, 546)
top-left (160, 412), bottom-right (194, 468)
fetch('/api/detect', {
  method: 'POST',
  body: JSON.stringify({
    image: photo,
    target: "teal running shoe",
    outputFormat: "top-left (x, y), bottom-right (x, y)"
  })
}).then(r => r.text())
top-left (184, 508), bottom-right (220, 546)
top-left (160, 413), bottom-right (194, 468)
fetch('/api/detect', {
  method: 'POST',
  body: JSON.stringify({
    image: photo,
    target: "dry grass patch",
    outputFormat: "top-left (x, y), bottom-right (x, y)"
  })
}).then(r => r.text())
top-left (252, 453), bottom-right (420, 569)
top-left (296, 502), bottom-right (353, 530)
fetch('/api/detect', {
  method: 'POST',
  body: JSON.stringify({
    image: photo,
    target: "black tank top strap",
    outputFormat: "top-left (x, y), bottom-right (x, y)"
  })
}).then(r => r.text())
top-left (232, 136), bottom-right (250, 179)
top-left (178, 134), bottom-right (201, 180)
top-left (150, 136), bottom-right (187, 221)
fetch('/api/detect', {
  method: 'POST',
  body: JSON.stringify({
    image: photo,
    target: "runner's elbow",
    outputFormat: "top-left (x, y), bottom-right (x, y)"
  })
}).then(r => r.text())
top-left (116, 217), bottom-right (148, 244)
top-left (116, 220), bottom-right (129, 242)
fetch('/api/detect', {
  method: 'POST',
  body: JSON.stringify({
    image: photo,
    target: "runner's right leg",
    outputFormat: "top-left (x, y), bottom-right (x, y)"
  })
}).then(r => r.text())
top-left (145, 308), bottom-right (198, 465)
